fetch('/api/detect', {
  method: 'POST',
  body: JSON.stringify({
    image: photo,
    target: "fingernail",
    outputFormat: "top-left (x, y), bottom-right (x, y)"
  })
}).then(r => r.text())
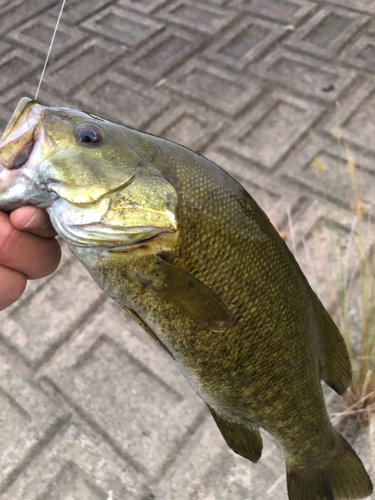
top-left (23, 208), bottom-right (39, 228)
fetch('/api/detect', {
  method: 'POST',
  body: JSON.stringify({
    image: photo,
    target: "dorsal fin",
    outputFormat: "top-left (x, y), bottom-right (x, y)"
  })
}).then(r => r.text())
top-left (312, 293), bottom-right (352, 395)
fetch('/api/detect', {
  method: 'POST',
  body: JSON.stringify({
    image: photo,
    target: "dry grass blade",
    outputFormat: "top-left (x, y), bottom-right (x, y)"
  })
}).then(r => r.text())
top-left (307, 132), bottom-right (375, 428)
top-left (331, 381), bottom-right (375, 427)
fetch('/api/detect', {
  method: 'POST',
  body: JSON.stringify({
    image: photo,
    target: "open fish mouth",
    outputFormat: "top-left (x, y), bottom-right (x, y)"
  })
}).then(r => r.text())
top-left (0, 99), bottom-right (47, 171)
top-left (1, 99), bottom-right (43, 147)
top-left (0, 99), bottom-right (55, 211)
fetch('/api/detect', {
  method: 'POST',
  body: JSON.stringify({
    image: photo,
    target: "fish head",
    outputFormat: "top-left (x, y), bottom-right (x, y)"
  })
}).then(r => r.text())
top-left (0, 98), bottom-right (179, 251)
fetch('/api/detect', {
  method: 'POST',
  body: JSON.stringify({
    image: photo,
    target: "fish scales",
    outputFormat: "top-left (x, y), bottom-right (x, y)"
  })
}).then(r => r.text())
top-left (138, 140), bottom-right (328, 453)
top-left (0, 98), bottom-right (372, 500)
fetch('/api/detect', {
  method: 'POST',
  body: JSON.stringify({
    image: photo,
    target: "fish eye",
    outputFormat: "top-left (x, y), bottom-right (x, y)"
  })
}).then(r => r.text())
top-left (75, 124), bottom-right (103, 146)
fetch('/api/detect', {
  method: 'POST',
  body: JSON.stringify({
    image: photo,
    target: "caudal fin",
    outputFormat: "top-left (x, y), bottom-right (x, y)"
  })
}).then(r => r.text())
top-left (287, 433), bottom-right (373, 500)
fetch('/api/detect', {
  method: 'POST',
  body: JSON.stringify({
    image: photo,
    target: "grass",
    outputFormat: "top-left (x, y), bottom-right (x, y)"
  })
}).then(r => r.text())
top-left (307, 131), bottom-right (375, 427)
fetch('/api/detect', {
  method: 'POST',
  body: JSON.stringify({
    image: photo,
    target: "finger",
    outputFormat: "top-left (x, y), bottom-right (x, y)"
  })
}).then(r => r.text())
top-left (0, 212), bottom-right (61, 279)
top-left (10, 207), bottom-right (57, 238)
top-left (0, 264), bottom-right (26, 311)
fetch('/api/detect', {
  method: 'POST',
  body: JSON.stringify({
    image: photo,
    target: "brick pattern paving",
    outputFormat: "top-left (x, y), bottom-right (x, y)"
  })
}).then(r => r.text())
top-left (0, 1), bottom-right (374, 498)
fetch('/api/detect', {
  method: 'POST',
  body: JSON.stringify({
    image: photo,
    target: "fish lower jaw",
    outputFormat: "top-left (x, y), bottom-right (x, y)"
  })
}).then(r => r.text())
top-left (68, 233), bottom-right (171, 253)
top-left (52, 220), bottom-right (175, 252)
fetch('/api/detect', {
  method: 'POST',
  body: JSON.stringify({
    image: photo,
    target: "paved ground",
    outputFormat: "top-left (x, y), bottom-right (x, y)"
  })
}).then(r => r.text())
top-left (0, 0), bottom-right (375, 498)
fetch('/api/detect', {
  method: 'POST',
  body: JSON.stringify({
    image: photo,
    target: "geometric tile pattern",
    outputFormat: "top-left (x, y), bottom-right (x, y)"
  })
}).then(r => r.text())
top-left (75, 71), bottom-right (170, 128)
top-left (147, 103), bottom-right (225, 152)
top-left (229, 0), bottom-right (316, 26)
top-left (255, 48), bottom-right (357, 102)
top-left (284, 7), bottom-right (370, 59)
top-left (40, 301), bottom-right (207, 481)
top-left (163, 59), bottom-right (262, 116)
top-left (6, 424), bottom-right (150, 500)
top-left (219, 91), bottom-right (324, 169)
top-left (0, 0), bottom-right (375, 498)
top-left (125, 28), bottom-right (205, 82)
top-left (6, 16), bottom-right (86, 59)
top-left (156, 1), bottom-right (238, 34)
top-left (203, 17), bottom-right (287, 70)
top-left (323, 79), bottom-right (375, 153)
top-left (82, 6), bottom-right (165, 48)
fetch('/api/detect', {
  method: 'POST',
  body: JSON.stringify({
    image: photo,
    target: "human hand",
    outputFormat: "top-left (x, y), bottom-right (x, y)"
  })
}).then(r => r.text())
top-left (0, 207), bottom-right (61, 311)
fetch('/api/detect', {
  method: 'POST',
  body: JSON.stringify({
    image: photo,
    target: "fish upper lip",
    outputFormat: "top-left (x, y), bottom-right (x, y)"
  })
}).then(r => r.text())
top-left (0, 107), bottom-right (55, 185)
top-left (0, 103), bottom-right (55, 212)
top-left (0, 102), bottom-right (43, 148)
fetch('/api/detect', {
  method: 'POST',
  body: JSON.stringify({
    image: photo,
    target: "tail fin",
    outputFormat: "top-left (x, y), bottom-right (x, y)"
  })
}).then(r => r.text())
top-left (287, 433), bottom-right (373, 500)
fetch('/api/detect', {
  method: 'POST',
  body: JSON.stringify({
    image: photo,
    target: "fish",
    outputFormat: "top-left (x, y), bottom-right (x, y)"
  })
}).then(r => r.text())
top-left (0, 97), bottom-right (373, 500)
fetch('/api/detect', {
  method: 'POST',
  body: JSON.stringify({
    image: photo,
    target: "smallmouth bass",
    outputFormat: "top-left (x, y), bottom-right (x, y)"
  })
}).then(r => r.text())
top-left (0, 98), bottom-right (372, 500)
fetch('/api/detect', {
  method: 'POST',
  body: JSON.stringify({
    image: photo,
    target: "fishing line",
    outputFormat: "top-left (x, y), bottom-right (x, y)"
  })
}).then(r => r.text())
top-left (34, 0), bottom-right (67, 100)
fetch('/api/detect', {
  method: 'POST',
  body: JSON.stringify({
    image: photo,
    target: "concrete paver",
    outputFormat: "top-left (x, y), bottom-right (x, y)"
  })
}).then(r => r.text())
top-left (0, 1), bottom-right (374, 498)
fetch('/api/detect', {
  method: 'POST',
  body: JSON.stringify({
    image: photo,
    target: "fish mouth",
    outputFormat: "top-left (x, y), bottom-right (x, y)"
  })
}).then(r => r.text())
top-left (1, 98), bottom-right (43, 147)
top-left (0, 99), bottom-right (46, 169)
top-left (51, 219), bottom-right (175, 250)
top-left (0, 99), bottom-right (55, 211)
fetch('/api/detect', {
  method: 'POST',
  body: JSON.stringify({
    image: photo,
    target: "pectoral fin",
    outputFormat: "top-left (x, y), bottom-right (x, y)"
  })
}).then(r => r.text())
top-left (151, 257), bottom-right (234, 332)
top-left (208, 406), bottom-right (263, 463)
